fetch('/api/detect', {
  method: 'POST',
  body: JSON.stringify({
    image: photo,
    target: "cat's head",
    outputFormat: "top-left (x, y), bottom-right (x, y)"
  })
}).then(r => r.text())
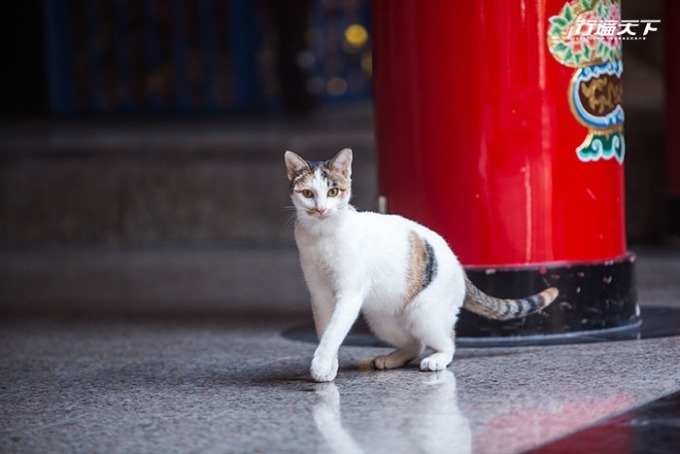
top-left (284, 148), bottom-right (353, 220)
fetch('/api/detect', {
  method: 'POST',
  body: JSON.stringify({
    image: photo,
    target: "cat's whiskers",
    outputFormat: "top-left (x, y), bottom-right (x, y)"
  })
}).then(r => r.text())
top-left (282, 205), bottom-right (302, 230)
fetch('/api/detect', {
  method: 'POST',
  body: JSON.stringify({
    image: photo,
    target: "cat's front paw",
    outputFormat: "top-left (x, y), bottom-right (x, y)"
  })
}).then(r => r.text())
top-left (311, 355), bottom-right (338, 382)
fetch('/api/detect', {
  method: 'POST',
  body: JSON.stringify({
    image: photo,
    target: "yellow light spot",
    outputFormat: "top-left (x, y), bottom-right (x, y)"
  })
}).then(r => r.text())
top-left (344, 24), bottom-right (368, 48)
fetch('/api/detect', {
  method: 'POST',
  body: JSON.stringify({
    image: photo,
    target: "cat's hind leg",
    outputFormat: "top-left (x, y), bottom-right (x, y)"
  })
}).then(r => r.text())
top-left (408, 306), bottom-right (456, 371)
top-left (372, 338), bottom-right (425, 370)
top-left (365, 312), bottom-right (425, 370)
top-left (419, 330), bottom-right (455, 372)
top-left (365, 311), bottom-right (425, 370)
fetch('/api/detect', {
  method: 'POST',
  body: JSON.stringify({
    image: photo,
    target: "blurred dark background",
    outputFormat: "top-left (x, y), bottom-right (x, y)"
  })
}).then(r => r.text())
top-left (0, 0), bottom-right (673, 317)
top-left (1, 0), bottom-right (372, 115)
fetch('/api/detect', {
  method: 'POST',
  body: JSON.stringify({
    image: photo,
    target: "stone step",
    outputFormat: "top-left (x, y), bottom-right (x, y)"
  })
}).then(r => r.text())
top-left (0, 246), bottom-right (309, 316)
top-left (0, 246), bottom-right (677, 317)
top-left (0, 104), bottom-right (377, 249)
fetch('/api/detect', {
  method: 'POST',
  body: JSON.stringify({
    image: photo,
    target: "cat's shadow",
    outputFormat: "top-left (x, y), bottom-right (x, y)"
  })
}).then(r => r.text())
top-left (282, 321), bottom-right (530, 363)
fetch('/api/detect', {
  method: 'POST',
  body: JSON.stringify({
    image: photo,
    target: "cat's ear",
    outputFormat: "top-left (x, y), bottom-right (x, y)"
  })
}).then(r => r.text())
top-left (330, 148), bottom-right (353, 178)
top-left (284, 151), bottom-right (311, 181)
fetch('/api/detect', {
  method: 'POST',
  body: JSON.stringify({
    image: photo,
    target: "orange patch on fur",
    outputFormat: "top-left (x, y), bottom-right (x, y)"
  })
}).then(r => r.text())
top-left (321, 167), bottom-right (350, 192)
top-left (405, 231), bottom-right (427, 303)
top-left (292, 172), bottom-right (315, 189)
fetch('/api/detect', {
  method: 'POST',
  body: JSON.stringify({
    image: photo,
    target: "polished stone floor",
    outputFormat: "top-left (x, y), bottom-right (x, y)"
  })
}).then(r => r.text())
top-left (528, 390), bottom-right (680, 454)
top-left (1, 307), bottom-right (679, 454)
top-left (2, 249), bottom-right (679, 453)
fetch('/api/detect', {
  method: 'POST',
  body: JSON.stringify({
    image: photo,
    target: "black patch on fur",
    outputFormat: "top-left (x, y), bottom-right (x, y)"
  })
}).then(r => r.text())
top-left (422, 240), bottom-right (438, 290)
top-left (309, 160), bottom-right (330, 171)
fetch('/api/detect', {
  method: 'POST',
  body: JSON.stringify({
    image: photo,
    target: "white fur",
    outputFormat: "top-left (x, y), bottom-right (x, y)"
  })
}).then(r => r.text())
top-left (286, 149), bottom-right (466, 382)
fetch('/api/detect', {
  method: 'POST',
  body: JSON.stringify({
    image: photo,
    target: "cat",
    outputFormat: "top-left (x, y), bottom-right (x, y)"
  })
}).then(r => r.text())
top-left (284, 148), bottom-right (558, 382)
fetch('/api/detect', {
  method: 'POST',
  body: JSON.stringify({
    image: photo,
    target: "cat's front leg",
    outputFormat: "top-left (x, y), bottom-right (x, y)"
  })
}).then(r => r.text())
top-left (311, 293), bottom-right (363, 382)
top-left (300, 255), bottom-right (335, 340)
top-left (310, 290), bottom-right (335, 341)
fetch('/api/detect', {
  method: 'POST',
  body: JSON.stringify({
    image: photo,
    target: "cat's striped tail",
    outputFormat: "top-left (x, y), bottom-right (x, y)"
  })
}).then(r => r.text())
top-left (463, 276), bottom-right (558, 320)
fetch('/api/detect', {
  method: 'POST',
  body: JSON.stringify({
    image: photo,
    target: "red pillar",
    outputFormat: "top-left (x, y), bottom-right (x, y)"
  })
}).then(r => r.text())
top-left (373, 0), bottom-right (638, 340)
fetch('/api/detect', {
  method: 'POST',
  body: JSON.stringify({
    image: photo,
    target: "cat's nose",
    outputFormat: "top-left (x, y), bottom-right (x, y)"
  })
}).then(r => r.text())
top-left (316, 208), bottom-right (327, 215)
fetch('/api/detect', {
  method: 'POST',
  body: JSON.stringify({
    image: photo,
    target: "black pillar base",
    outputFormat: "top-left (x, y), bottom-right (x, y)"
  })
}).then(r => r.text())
top-left (458, 252), bottom-right (639, 344)
top-left (669, 196), bottom-right (680, 238)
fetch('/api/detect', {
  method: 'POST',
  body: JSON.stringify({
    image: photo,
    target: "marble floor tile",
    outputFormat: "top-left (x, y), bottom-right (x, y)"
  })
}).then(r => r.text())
top-left (1, 315), bottom-right (679, 453)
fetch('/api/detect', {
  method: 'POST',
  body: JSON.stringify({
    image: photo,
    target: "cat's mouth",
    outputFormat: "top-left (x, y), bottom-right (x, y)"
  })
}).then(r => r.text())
top-left (306, 209), bottom-right (332, 219)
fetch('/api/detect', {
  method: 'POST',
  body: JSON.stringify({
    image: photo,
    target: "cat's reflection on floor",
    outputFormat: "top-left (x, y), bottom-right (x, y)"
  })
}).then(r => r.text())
top-left (312, 370), bottom-right (471, 454)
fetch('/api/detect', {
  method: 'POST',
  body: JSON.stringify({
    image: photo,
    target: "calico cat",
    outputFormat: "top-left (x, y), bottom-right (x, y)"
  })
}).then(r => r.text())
top-left (285, 148), bottom-right (558, 382)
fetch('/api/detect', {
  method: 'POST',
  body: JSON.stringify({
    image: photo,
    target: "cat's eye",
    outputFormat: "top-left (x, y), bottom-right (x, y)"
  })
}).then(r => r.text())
top-left (300, 189), bottom-right (314, 199)
top-left (327, 188), bottom-right (339, 197)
